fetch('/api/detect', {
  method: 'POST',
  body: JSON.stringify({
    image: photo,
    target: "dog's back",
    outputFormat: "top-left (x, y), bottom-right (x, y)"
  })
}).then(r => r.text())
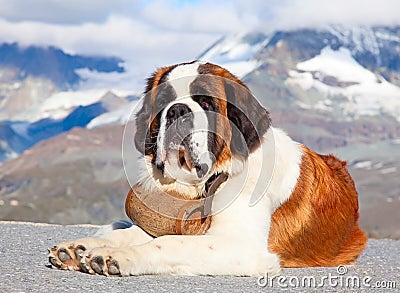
top-left (269, 145), bottom-right (367, 267)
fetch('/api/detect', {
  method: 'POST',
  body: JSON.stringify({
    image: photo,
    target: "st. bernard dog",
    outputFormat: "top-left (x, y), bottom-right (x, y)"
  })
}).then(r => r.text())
top-left (49, 61), bottom-right (367, 276)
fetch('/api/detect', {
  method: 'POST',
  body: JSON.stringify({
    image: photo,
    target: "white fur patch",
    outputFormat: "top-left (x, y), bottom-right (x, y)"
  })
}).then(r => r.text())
top-left (209, 127), bottom-right (302, 236)
top-left (156, 62), bottom-right (201, 164)
top-left (156, 62), bottom-right (213, 182)
top-left (167, 62), bottom-right (200, 98)
top-left (266, 127), bottom-right (303, 210)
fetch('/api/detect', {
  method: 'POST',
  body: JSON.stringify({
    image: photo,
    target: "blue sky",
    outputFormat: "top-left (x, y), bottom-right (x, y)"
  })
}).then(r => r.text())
top-left (175, 0), bottom-right (201, 7)
top-left (0, 0), bottom-right (399, 91)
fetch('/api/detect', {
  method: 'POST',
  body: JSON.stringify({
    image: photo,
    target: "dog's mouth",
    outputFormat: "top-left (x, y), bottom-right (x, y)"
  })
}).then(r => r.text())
top-left (178, 147), bottom-right (194, 173)
top-left (159, 143), bottom-right (210, 183)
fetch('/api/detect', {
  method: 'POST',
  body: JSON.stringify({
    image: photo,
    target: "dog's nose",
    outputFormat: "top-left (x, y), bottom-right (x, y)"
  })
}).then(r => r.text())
top-left (195, 163), bottom-right (209, 178)
top-left (166, 103), bottom-right (191, 123)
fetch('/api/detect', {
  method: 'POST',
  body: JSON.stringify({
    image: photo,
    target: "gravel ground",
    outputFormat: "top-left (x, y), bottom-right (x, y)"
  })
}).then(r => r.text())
top-left (0, 221), bottom-right (399, 293)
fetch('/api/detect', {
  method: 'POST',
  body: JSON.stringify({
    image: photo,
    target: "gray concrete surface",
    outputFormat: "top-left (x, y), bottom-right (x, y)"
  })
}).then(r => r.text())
top-left (0, 221), bottom-right (399, 292)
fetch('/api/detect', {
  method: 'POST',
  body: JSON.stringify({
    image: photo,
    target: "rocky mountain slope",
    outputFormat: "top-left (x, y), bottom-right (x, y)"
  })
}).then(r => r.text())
top-left (0, 125), bottom-right (132, 224)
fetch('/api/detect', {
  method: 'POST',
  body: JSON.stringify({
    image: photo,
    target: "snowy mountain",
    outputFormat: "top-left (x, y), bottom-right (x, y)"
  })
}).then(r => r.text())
top-left (200, 25), bottom-right (400, 84)
top-left (287, 46), bottom-right (400, 121)
top-left (0, 43), bottom-right (124, 87)
top-left (199, 25), bottom-right (400, 151)
top-left (0, 43), bottom-right (135, 161)
top-left (0, 90), bottom-right (136, 161)
top-left (199, 32), bottom-right (266, 77)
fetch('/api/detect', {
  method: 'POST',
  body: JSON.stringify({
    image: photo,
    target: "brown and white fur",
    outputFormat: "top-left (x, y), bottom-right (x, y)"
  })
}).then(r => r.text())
top-left (49, 61), bottom-right (367, 276)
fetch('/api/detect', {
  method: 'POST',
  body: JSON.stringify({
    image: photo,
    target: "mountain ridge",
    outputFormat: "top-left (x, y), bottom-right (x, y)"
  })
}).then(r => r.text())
top-left (199, 25), bottom-right (400, 151)
top-left (200, 25), bottom-right (400, 86)
top-left (0, 42), bottom-right (125, 88)
top-left (0, 43), bottom-right (132, 161)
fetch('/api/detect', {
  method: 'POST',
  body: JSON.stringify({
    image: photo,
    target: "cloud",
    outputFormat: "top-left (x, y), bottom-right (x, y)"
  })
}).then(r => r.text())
top-left (0, 15), bottom-right (217, 91)
top-left (1, 0), bottom-right (399, 30)
top-left (135, 0), bottom-right (400, 33)
top-left (268, 0), bottom-right (400, 29)
top-left (140, 0), bottom-right (259, 33)
top-left (0, 0), bottom-right (399, 91)
top-left (0, 0), bottom-right (142, 24)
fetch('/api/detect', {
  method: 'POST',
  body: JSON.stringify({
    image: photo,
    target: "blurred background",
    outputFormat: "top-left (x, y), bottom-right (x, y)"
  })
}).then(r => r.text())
top-left (0, 0), bottom-right (399, 239)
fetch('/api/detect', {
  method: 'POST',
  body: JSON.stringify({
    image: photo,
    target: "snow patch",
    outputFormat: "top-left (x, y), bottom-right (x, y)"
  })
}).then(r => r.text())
top-left (10, 122), bottom-right (30, 139)
top-left (39, 89), bottom-right (135, 121)
top-left (297, 47), bottom-right (377, 84)
top-left (40, 89), bottom-right (108, 120)
top-left (76, 68), bottom-right (140, 93)
top-left (353, 160), bottom-right (372, 169)
top-left (87, 100), bottom-right (138, 129)
top-left (327, 25), bottom-right (380, 57)
top-left (199, 33), bottom-right (266, 77)
top-left (221, 60), bottom-right (259, 78)
top-left (287, 46), bottom-right (400, 121)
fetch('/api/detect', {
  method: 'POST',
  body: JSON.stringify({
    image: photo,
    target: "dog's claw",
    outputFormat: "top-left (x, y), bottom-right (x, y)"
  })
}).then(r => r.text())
top-left (57, 248), bottom-right (72, 263)
top-left (48, 243), bottom-right (90, 271)
top-left (107, 258), bottom-right (121, 276)
top-left (90, 256), bottom-right (105, 274)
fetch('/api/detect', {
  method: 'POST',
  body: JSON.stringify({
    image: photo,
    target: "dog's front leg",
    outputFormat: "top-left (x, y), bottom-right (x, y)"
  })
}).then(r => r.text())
top-left (80, 234), bottom-right (280, 276)
top-left (49, 224), bottom-right (153, 271)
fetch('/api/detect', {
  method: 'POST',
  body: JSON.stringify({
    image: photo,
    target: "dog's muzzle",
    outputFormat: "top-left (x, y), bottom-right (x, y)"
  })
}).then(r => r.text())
top-left (158, 103), bottom-right (212, 181)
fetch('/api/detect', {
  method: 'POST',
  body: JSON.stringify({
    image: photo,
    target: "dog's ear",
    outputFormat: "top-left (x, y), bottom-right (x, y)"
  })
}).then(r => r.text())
top-left (134, 72), bottom-right (158, 155)
top-left (224, 80), bottom-right (271, 157)
top-left (134, 94), bottom-right (152, 155)
top-left (135, 65), bottom-right (178, 155)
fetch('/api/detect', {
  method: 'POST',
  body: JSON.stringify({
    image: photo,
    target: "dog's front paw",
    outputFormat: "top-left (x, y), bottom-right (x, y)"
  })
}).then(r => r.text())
top-left (48, 242), bottom-right (88, 271)
top-left (80, 247), bottom-right (136, 277)
top-left (48, 238), bottom-right (113, 271)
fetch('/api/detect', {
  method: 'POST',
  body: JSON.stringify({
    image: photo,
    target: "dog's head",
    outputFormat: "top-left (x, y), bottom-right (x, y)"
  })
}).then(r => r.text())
top-left (135, 61), bottom-right (271, 197)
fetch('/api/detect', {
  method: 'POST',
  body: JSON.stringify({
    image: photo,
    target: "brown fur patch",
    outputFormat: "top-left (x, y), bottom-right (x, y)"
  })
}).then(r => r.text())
top-left (198, 62), bottom-right (271, 155)
top-left (214, 91), bottom-right (233, 167)
top-left (148, 65), bottom-right (177, 137)
top-left (189, 66), bottom-right (234, 167)
top-left (268, 145), bottom-right (367, 267)
top-left (198, 62), bottom-right (248, 90)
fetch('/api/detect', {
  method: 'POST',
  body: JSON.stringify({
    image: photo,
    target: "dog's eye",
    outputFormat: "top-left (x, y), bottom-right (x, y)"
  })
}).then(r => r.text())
top-left (201, 100), bottom-right (211, 109)
top-left (197, 96), bottom-right (214, 111)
